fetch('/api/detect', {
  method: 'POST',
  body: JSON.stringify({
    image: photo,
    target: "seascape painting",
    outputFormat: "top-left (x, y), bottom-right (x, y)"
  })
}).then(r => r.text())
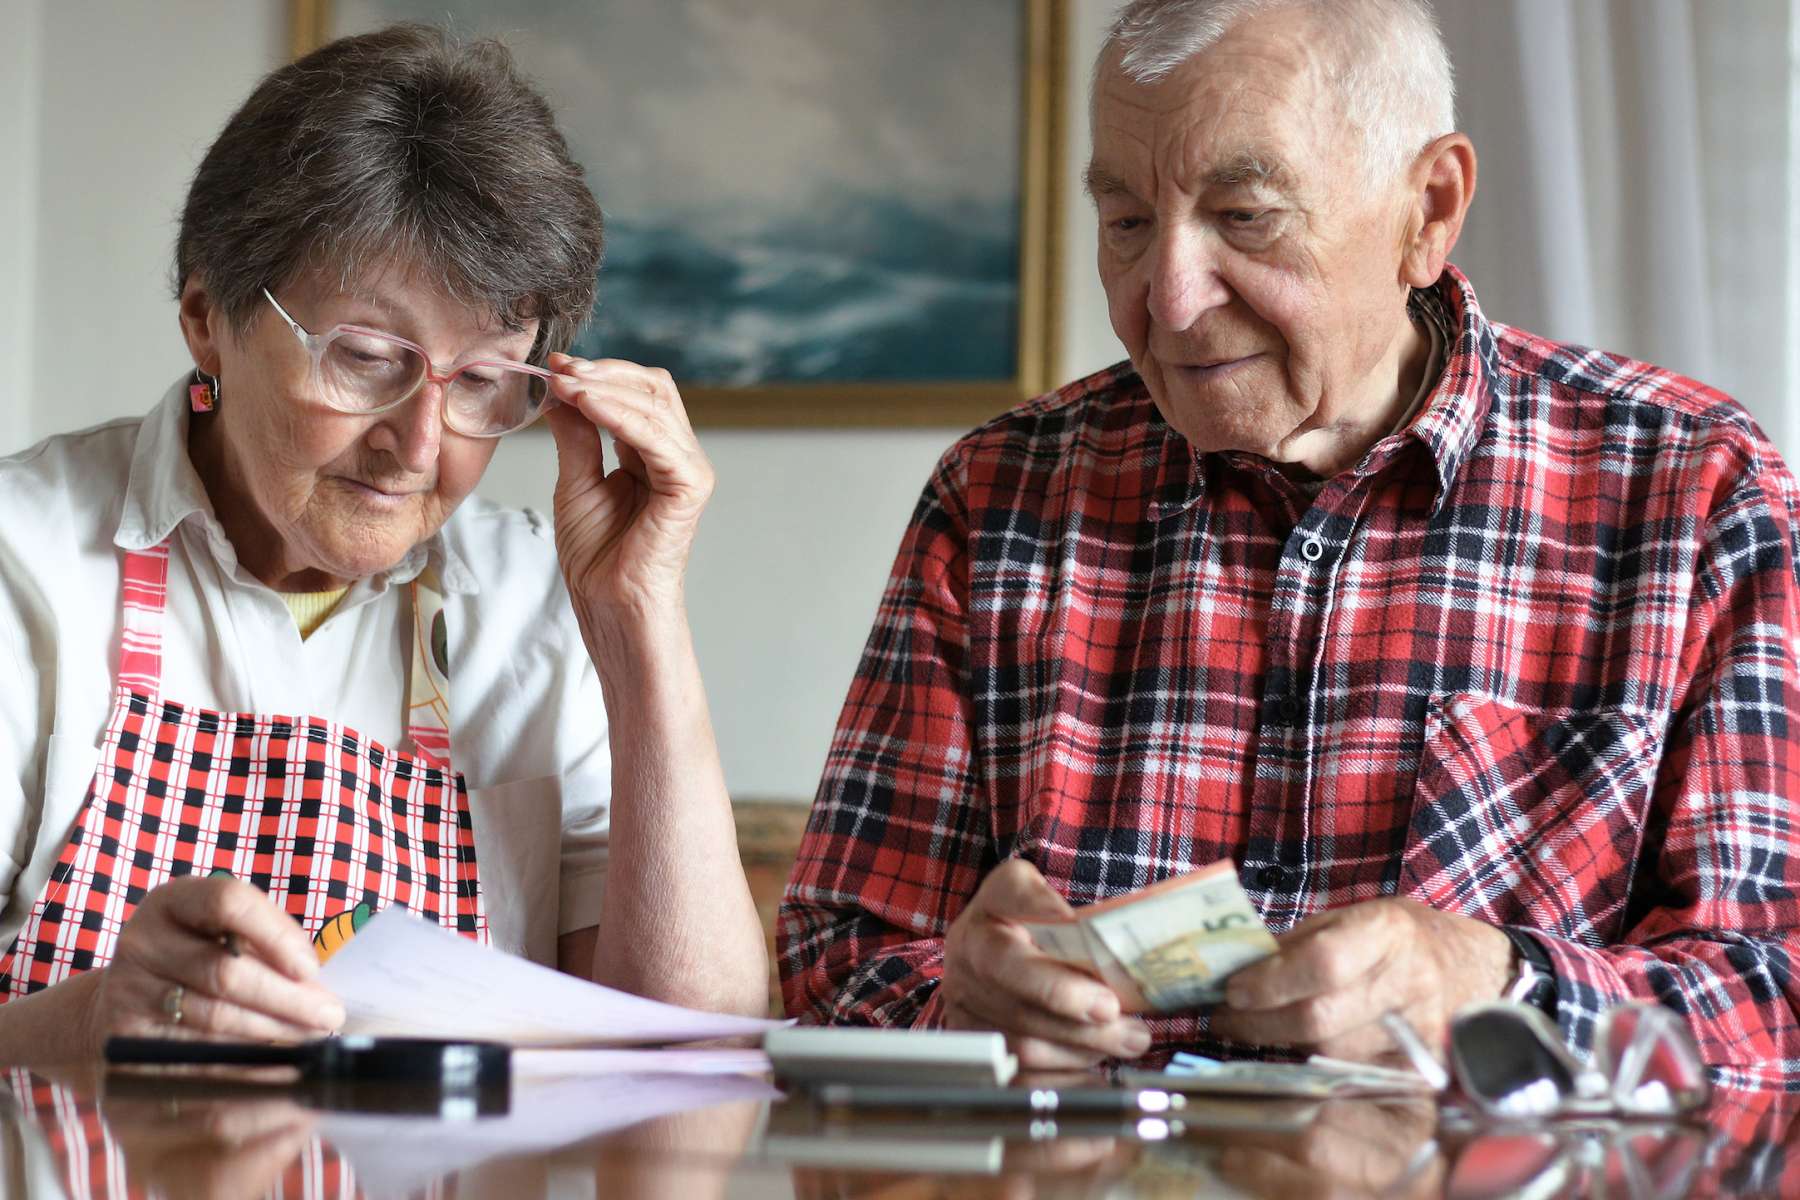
top-left (320, 0), bottom-right (1055, 421)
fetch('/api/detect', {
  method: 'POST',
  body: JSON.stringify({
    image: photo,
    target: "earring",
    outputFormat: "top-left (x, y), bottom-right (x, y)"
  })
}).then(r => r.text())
top-left (189, 369), bottom-right (219, 413)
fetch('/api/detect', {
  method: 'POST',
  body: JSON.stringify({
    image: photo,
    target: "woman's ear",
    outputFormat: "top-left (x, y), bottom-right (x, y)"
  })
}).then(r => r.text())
top-left (1399, 133), bottom-right (1478, 289)
top-left (177, 275), bottom-right (226, 377)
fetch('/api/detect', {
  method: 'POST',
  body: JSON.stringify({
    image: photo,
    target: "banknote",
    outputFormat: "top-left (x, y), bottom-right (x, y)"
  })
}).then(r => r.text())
top-left (1019, 918), bottom-right (1148, 1009)
top-left (1122, 1052), bottom-right (1433, 1098)
top-left (1021, 860), bottom-right (1279, 1014)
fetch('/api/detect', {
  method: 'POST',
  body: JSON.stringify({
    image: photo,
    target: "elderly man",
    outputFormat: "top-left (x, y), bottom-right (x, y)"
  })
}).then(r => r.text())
top-left (780, 0), bottom-right (1800, 1079)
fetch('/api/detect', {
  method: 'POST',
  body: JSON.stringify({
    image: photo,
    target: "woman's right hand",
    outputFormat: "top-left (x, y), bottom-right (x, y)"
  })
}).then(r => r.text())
top-left (82, 875), bottom-right (344, 1053)
top-left (542, 354), bottom-right (714, 628)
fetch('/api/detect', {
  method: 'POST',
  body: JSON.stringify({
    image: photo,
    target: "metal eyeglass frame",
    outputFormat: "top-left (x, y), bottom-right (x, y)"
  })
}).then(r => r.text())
top-left (261, 287), bottom-right (559, 438)
top-left (1383, 1002), bottom-right (1710, 1122)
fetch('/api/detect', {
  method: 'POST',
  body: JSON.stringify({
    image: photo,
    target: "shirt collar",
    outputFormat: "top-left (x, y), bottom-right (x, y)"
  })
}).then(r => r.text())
top-left (1379, 264), bottom-right (1500, 515)
top-left (1145, 402), bottom-right (1203, 523)
top-left (1075, 367), bottom-right (1200, 527)
top-left (1145, 264), bottom-right (1499, 521)
top-left (114, 376), bottom-right (479, 594)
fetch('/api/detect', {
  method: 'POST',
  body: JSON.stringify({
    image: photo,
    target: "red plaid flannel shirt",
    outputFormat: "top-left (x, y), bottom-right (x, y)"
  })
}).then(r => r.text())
top-left (779, 267), bottom-right (1800, 1085)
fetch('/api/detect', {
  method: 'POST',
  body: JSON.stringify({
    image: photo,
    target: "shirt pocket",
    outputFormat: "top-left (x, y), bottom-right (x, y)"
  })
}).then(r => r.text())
top-left (1398, 692), bottom-right (1663, 946)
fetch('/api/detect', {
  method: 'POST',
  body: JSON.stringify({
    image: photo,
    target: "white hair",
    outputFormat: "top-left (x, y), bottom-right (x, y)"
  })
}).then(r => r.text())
top-left (1100, 0), bottom-right (1456, 183)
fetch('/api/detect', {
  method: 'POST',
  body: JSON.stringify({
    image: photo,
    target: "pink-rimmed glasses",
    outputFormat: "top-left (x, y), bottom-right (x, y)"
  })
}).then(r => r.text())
top-left (262, 288), bottom-right (559, 437)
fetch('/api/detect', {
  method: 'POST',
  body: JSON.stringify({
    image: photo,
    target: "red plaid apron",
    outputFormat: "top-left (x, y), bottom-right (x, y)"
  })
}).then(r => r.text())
top-left (0, 538), bottom-right (488, 998)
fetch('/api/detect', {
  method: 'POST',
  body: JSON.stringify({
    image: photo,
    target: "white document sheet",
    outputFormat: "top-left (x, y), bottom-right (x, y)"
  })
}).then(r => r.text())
top-left (319, 909), bottom-right (787, 1045)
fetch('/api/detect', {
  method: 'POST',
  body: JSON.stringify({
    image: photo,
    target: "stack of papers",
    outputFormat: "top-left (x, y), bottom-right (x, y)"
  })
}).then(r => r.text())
top-left (311, 912), bottom-right (787, 1194)
top-left (318, 910), bottom-right (788, 1046)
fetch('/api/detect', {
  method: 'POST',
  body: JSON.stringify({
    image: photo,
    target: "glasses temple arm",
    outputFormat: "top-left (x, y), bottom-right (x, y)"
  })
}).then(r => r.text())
top-left (260, 287), bottom-right (313, 345)
top-left (1381, 1010), bottom-right (1451, 1092)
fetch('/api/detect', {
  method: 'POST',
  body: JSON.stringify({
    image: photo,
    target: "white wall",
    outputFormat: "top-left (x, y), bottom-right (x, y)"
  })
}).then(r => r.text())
top-left (1060, 0), bottom-right (1128, 382)
top-left (25, 2), bottom-right (289, 421)
top-left (0, 0), bottom-right (42, 458)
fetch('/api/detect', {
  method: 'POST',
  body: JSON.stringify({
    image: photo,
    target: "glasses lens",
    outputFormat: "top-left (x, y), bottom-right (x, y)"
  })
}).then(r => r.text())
top-left (1451, 1008), bottom-right (1579, 1118)
top-left (445, 365), bottom-right (552, 437)
top-left (320, 331), bottom-right (427, 413)
top-left (1596, 1004), bottom-right (1710, 1116)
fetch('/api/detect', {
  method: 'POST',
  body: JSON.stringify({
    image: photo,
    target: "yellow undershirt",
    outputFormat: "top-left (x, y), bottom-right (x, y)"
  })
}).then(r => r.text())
top-left (279, 586), bottom-right (351, 640)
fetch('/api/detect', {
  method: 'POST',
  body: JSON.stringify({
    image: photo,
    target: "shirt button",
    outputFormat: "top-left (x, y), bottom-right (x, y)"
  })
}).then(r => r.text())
top-left (1277, 696), bottom-right (1300, 722)
top-left (1257, 865), bottom-right (1289, 889)
top-left (1300, 536), bottom-right (1325, 562)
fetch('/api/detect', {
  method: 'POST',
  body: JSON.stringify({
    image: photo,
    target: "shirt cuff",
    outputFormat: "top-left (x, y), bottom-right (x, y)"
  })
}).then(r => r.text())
top-left (1510, 927), bottom-right (1635, 1056)
top-left (1499, 925), bottom-right (1559, 1014)
top-left (913, 986), bottom-right (949, 1029)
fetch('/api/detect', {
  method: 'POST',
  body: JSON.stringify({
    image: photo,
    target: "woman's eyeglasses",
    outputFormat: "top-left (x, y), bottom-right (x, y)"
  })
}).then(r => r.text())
top-left (1385, 1001), bottom-right (1710, 1121)
top-left (262, 289), bottom-right (558, 438)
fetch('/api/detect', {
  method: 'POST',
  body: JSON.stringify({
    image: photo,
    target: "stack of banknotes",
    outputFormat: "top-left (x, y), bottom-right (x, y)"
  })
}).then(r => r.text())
top-left (1022, 859), bottom-right (1280, 1014)
top-left (1024, 861), bottom-right (1438, 1097)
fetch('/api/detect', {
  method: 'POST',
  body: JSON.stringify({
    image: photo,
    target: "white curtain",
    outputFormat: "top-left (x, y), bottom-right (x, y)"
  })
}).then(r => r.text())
top-left (1438, 0), bottom-right (1798, 459)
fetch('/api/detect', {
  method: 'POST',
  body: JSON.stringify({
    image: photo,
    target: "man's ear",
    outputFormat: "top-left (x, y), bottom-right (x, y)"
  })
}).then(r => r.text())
top-left (1399, 133), bottom-right (1477, 289)
top-left (177, 275), bottom-right (226, 377)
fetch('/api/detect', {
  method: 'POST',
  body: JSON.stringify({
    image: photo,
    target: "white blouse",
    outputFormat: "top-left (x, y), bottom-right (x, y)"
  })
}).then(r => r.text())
top-left (0, 380), bottom-right (611, 965)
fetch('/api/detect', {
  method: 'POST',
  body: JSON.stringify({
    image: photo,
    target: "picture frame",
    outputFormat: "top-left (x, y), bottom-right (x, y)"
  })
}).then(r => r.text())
top-left (291, 0), bottom-right (1066, 429)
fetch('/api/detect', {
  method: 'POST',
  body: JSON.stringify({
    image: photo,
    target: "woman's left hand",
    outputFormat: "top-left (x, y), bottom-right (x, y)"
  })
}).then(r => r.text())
top-left (542, 354), bottom-right (714, 627)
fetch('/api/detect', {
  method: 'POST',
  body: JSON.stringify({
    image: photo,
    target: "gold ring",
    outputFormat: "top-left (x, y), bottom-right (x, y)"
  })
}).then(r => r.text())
top-left (162, 984), bottom-right (185, 1026)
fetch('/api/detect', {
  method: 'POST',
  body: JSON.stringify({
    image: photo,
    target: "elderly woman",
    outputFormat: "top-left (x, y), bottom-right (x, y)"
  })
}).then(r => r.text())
top-left (0, 24), bottom-right (766, 1058)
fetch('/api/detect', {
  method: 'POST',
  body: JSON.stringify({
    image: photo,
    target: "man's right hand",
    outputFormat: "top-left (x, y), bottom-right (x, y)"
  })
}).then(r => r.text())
top-left (940, 858), bottom-right (1152, 1068)
top-left (83, 875), bottom-right (345, 1052)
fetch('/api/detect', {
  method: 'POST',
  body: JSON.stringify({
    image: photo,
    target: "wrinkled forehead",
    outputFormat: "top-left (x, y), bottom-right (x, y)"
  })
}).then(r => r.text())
top-left (1089, 12), bottom-right (1347, 197)
top-left (276, 258), bottom-right (542, 357)
top-left (283, 256), bottom-right (538, 340)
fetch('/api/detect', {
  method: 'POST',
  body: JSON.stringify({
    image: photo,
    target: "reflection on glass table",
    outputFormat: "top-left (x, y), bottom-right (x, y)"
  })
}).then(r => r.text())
top-left (0, 1065), bottom-right (1795, 1199)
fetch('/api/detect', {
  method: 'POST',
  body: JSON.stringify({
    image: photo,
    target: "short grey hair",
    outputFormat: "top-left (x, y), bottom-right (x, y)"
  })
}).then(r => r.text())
top-left (176, 24), bottom-right (604, 363)
top-left (1101, 0), bottom-right (1455, 183)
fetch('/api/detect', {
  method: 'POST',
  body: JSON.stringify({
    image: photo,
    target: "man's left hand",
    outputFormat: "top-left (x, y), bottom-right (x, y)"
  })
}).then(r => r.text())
top-left (1208, 897), bottom-right (1514, 1062)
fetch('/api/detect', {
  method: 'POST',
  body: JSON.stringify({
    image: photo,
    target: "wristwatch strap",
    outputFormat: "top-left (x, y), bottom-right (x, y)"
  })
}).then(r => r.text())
top-left (1501, 928), bottom-right (1558, 1015)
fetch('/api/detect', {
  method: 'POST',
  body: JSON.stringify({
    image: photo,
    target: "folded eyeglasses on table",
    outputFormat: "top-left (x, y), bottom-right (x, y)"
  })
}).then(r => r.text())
top-left (1383, 1000), bottom-right (1711, 1121)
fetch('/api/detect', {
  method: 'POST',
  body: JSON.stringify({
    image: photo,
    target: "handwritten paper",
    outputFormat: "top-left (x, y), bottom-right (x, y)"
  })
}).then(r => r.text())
top-left (319, 909), bottom-right (787, 1045)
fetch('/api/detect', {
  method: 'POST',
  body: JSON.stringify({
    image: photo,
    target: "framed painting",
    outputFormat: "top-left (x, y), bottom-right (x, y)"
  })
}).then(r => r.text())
top-left (291, 0), bottom-right (1066, 428)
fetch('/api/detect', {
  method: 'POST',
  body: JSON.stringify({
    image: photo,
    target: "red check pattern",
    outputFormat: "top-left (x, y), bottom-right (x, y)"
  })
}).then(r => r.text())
top-left (779, 266), bottom-right (1800, 1086)
top-left (5, 1069), bottom-right (364, 1199)
top-left (0, 542), bottom-right (487, 999)
top-left (1700, 1087), bottom-right (1800, 1195)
